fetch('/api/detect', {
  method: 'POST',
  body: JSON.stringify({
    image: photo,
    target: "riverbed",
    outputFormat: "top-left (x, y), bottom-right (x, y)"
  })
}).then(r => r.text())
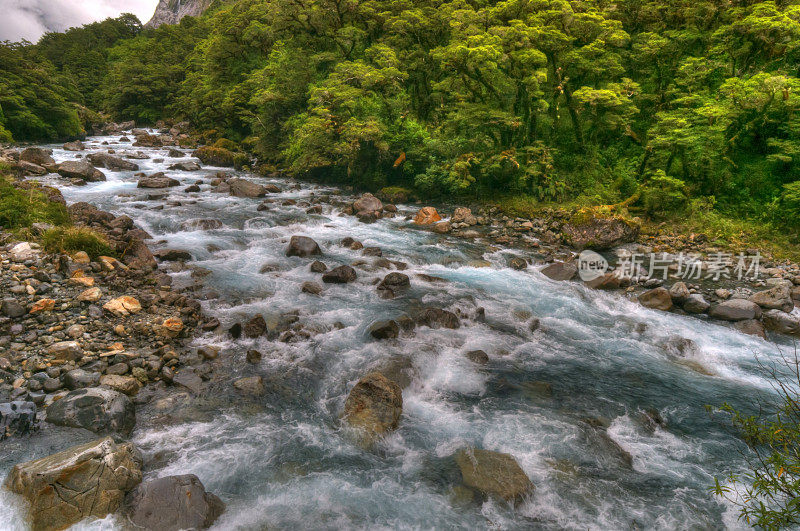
top-left (1, 133), bottom-right (787, 529)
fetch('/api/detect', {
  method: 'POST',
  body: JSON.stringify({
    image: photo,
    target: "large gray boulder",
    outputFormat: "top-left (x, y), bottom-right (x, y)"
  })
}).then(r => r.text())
top-left (228, 178), bottom-right (267, 198)
top-left (683, 294), bottom-right (710, 314)
top-left (540, 262), bottom-right (577, 281)
top-left (137, 172), bottom-right (180, 188)
top-left (87, 152), bottom-right (139, 171)
top-left (709, 299), bottom-right (762, 321)
top-left (3, 437), bottom-right (143, 531)
top-left (454, 448), bottom-right (533, 503)
top-left (124, 474), bottom-right (225, 531)
top-left (762, 309), bottom-right (800, 336)
top-left (45, 387), bottom-right (135, 435)
top-left (343, 372), bottom-right (402, 445)
top-left (353, 193), bottom-right (383, 215)
top-left (749, 285), bottom-right (794, 313)
top-left (286, 235), bottom-right (322, 257)
top-left (57, 160), bottom-right (106, 182)
top-left (20, 147), bottom-right (55, 166)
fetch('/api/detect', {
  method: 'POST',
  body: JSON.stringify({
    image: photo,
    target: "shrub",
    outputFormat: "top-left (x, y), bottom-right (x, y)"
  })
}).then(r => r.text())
top-left (640, 171), bottom-right (689, 218)
top-left (233, 153), bottom-right (250, 170)
top-left (0, 178), bottom-right (69, 229)
top-left (774, 181), bottom-right (800, 226)
top-left (41, 227), bottom-right (113, 259)
top-left (378, 186), bottom-right (413, 203)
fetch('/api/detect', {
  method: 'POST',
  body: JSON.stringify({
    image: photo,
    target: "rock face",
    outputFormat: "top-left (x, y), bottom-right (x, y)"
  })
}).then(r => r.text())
top-left (146, 0), bottom-right (214, 28)
top-left (638, 287), bottom-right (673, 311)
top-left (3, 437), bottom-right (143, 531)
top-left (562, 215), bottom-right (638, 250)
top-left (709, 299), bottom-right (762, 321)
top-left (286, 236), bottom-right (322, 257)
top-left (124, 474), bottom-right (225, 531)
top-left (454, 448), bottom-right (533, 503)
top-left (45, 387), bottom-right (136, 435)
top-left (343, 372), bottom-right (403, 443)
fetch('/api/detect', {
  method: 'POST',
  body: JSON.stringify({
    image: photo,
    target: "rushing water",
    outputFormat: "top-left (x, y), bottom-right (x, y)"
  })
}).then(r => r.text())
top-left (1, 133), bottom-right (793, 530)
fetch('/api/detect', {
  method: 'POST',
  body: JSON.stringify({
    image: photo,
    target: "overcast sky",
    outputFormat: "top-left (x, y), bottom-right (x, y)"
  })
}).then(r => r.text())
top-left (0, 0), bottom-right (159, 43)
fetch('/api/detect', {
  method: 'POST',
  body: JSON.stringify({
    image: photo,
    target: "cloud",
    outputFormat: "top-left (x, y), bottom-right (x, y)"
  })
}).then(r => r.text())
top-left (0, 0), bottom-right (159, 42)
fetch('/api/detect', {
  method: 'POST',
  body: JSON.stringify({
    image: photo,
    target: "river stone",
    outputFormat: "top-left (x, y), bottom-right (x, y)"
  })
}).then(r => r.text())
top-left (2, 298), bottom-right (25, 318)
top-left (762, 309), bottom-right (800, 336)
top-left (413, 207), bottom-right (442, 225)
top-left (0, 401), bottom-right (36, 440)
top-left (452, 207), bottom-right (477, 225)
top-left (124, 474), bottom-right (225, 531)
top-left (286, 235), bottom-right (322, 257)
top-left (173, 369), bottom-right (204, 394)
top-left (310, 260), bottom-right (327, 273)
top-left (416, 308), bottom-right (460, 329)
top-left (46, 341), bottom-right (83, 361)
top-left (88, 152), bottom-right (139, 171)
top-left (4, 437), bottom-right (142, 531)
top-left (709, 299), bottom-right (762, 321)
top-left (734, 319), bottom-right (767, 339)
top-left (169, 161), bottom-right (201, 171)
top-left (155, 249), bottom-right (193, 261)
top-left (302, 281), bottom-right (323, 295)
top-left (508, 257), bottom-right (527, 270)
top-left (100, 375), bottom-right (141, 396)
top-left (45, 387), bottom-right (135, 435)
top-left (243, 314), bottom-right (267, 338)
top-left (749, 285), bottom-right (794, 313)
top-left (353, 193), bottom-right (383, 215)
top-left (343, 372), bottom-right (402, 444)
top-left (669, 282), bottom-right (690, 304)
top-left (454, 448), bottom-right (533, 503)
top-left (683, 294), bottom-right (710, 314)
top-left (103, 296), bottom-right (142, 316)
top-left (78, 287), bottom-right (102, 303)
top-left (16, 160), bottom-right (48, 175)
top-left (369, 320), bottom-right (399, 340)
top-left (228, 178), bottom-right (267, 198)
top-left (322, 265), bottom-right (357, 284)
top-left (20, 147), bottom-right (55, 166)
top-left (57, 160), bottom-right (106, 182)
top-left (465, 350), bottom-right (489, 365)
top-left (540, 262), bottom-right (577, 281)
top-left (377, 272), bottom-right (410, 298)
top-left (562, 215), bottom-right (638, 250)
top-left (639, 287), bottom-right (673, 311)
top-left (63, 369), bottom-right (100, 390)
top-left (233, 376), bottom-right (265, 396)
top-left (63, 140), bottom-right (85, 151)
top-left (137, 172), bottom-right (180, 188)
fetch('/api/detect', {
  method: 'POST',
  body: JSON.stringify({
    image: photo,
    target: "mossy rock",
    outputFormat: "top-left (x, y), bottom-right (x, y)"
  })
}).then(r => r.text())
top-left (562, 208), bottom-right (639, 250)
top-left (378, 186), bottom-right (414, 203)
top-left (213, 138), bottom-right (239, 151)
top-left (194, 146), bottom-right (235, 167)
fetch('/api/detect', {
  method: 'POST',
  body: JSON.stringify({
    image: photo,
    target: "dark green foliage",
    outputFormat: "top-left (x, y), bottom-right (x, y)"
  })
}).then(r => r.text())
top-left (0, 177), bottom-right (70, 229)
top-left (40, 227), bottom-right (114, 259)
top-left (641, 172), bottom-right (689, 218)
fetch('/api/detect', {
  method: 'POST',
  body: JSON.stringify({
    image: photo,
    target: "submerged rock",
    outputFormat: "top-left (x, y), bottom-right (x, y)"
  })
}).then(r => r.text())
top-left (454, 448), bottom-right (533, 503)
top-left (369, 320), bottom-right (399, 339)
top-left (4, 437), bottom-right (143, 531)
top-left (124, 474), bottom-right (225, 531)
top-left (343, 372), bottom-right (403, 444)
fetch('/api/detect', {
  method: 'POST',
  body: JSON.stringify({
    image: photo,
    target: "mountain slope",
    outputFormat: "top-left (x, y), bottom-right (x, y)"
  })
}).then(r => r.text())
top-left (145, 0), bottom-right (213, 28)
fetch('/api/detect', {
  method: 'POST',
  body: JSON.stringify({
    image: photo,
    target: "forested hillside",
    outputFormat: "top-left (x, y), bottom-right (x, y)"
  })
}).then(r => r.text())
top-left (3, 0), bottom-right (800, 232)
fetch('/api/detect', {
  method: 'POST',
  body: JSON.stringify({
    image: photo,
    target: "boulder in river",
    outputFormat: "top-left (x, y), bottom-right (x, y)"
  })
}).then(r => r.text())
top-left (413, 207), bottom-right (442, 225)
top-left (181, 218), bottom-right (223, 231)
top-left (124, 474), bottom-right (225, 531)
top-left (454, 448), bottom-right (533, 503)
top-left (369, 320), bottom-right (399, 339)
top-left (638, 287), bottom-right (673, 311)
top-left (762, 309), bottom-right (800, 336)
top-left (88, 152), bottom-right (139, 171)
top-left (322, 265), bottom-right (357, 284)
top-left (540, 261), bottom-right (577, 281)
top-left (286, 235), bottom-right (322, 257)
top-left (709, 299), bottom-right (762, 321)
top-left (416, 307), bottom-right (460, 329)
top-left (452, 207), bottom-right (477, 225)
top-left (228, 178), bottom-right (267, 198)
top-left (4, 437), bottom-right (143, 531)
top-left (45, 387), bottom-right (136, 435)
top-left (243, 314), bottom-right (267, 338)
top-left (57, 160), bottom-right (106, 182)
top-left (137, 172), bottom-right (180, 188)
top-left (134, 133), bottom-right (162, 147)
top-left (353, 193), bottom-right (383, 216)
top-left (63, 140), bottom-right (85, 151)
top-left (683, 294), bottom-right (710, 314)
top-left (168, 161), bottom-right (201, 171)
top-left (20, 147), bottom-right (55, 166)
top-left (343, 372), bottom-right (403, 444)
top-left (0, 401), bottom-right (36, 440)
top-left (377, 272), bottom-right (410, 298)
top-left (668, 282), bottom-right (690, 304)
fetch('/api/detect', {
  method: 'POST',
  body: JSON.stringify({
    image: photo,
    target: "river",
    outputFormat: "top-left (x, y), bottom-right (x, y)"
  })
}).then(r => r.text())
top-left (1, 132), bottom-right (789, 529)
